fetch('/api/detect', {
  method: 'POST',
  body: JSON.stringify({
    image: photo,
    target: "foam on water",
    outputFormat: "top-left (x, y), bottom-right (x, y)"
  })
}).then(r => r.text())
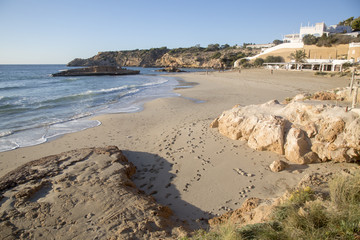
top-left (0, 65), bottom-right (181, 152)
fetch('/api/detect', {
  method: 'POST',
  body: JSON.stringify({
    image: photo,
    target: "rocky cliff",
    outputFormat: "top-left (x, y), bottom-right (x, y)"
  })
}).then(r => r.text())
top-left (68, 47), bottom-right (257, 68)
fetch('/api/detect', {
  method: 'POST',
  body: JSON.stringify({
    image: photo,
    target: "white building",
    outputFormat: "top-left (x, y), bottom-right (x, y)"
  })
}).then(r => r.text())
top-left (283, 22), bottom-right (352, 43)
top-left (263, 59), bottom-right (353, 72)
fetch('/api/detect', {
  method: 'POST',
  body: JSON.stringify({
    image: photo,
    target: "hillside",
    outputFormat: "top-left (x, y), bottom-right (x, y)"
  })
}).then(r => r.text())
top-left (67, 47), bottom-right (259, 69)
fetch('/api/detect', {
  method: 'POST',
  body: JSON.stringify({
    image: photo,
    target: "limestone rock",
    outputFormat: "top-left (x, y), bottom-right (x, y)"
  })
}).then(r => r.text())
top-left (209, 118), bottom-right (219, 128)
top-left (312, 91), bottom-right (337, 100)
top-left (302, 152), bottom-right (320, 163)
top-left (248, 116), bottom-right (285, 155)
top-left (269, 160), bottom-right (289, 172)
top-left (212, 100), bottom-right (360, 163)
top-left (0, 146), bottom-right (186, 240)
top-left (315, 118), bottom-right (345, 143)
top-left (292, 93), bottom-right (312, 102)
top-left (217, 111), bottom-right (246, 140)
top-left (284, 127), bottom-right (311, 164)
top-left (344, 118), bottom-right (360, 150)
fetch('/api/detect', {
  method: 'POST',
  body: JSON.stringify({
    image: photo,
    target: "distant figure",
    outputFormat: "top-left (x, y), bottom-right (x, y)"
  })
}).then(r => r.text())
top-left (239, 66), bottom-right (241, 73)
top-left (270, 69), bottom-right (273, 75)
top-left (219, 63), bottom-right (224, 72)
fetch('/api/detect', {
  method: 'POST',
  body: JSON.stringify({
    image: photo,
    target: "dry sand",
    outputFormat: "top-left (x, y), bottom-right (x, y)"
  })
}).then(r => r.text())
top-left (0, 69), bottom-right (356, 228)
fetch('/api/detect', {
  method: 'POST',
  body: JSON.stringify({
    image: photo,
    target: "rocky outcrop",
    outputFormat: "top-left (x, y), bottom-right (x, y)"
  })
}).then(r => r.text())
top-left (67, 48), bottom-right (169, 67)
top-left (312, 88), bottom-right (360, 103)
top-left (52, 66), bottom-right (140, 76)
top-left (155, 52), bottom-right (223, 69)
top-left (211, 100), bottom-right (360, 163)
top-left (0, 146), bottom-right (186, 240)
top-left (67, 47), bottom-right (256, 69)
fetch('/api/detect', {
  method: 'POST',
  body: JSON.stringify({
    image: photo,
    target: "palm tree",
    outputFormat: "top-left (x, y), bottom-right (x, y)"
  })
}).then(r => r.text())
top-left (289, 50), bottom-right (307, 63)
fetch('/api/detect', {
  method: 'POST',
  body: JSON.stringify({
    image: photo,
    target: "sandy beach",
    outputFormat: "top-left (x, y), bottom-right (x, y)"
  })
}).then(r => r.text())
top-left (0, 69), bottom-right (356, 229)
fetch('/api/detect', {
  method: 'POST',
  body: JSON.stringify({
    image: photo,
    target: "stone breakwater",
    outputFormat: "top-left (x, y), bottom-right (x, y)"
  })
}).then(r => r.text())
top-left (0, 146), bottom-right (186, 240)
top-left (211, 99), bottom-right (360, 164)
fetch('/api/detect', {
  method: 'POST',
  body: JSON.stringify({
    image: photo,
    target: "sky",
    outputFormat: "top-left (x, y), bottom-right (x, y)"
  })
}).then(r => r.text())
top-left (0, 0), bottom-right (359, 64)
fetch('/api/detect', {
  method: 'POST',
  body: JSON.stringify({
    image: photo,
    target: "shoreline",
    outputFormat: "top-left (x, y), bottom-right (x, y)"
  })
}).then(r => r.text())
top-left (0, 69), bottom-right (355, 227)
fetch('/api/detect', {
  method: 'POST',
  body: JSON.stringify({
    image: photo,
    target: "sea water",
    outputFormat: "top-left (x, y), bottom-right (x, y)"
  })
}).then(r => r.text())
top-left (0, 65), bottom-right (200, 152)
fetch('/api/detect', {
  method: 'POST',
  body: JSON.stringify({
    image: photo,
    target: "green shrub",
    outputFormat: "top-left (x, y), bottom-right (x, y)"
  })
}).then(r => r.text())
top-left (211, 52), bottom-right (222, 59)
top-left (264, 56), bottom-right (284, 63)
top-left (329, 172), bottom-right (360, 208)
top-left (187, 172), bottom-right (360, 240)
top-left (288, 186), bottom-right (315, 205)
top-left (303, 34), bottom-right (319, 45)
top-left (342, 62), bottom-right (353, 70)
top-left (254, 58), bottom-right (264, 67)
top-left (189, 223), bottom-right (240, 240)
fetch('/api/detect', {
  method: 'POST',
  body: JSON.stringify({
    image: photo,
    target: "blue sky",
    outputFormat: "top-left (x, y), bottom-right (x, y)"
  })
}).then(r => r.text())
top-left (0, 0), bottom-right (359, 64)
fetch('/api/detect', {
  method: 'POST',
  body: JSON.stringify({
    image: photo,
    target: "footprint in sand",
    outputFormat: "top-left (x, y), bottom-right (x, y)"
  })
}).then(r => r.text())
top-left (239, 185), bottom-right (255, 198)
top-left (233, 168), bottom-right (254, 177)
top-left (183, 183), bottom-right (191, 192)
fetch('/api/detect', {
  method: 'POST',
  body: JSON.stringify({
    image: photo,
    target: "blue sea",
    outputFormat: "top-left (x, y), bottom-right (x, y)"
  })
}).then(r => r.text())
top-left (0, 65), bottom-right (203, 152)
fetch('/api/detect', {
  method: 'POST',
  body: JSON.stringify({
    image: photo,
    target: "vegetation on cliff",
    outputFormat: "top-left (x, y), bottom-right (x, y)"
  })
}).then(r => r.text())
top-left (67, 45), bottom-right (258, 69)
top-left (339, 16), bottom-right (360, 31)
top-left (302, 33), bottom-right (360, 47)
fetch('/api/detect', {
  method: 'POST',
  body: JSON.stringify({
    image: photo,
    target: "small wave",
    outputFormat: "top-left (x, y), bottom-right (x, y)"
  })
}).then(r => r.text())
top-left (0, 86), bottom-right (24, 91)
top-left (0, 130), bottom-right (13, 137)
top-left (82, 85), bottom-right (131, 95)
top-left (69, 112), bottom-right (93, 121)
top-left (0, 140), bottom-right (20, 152)
top-left (124, 88), bottom-right (140, 95)
top-left (63, 77), bottom-right (80, 81)
top-left (142, 77), bottom-right (169, 87)
top-left (0, 106), bottom-right (29, 114)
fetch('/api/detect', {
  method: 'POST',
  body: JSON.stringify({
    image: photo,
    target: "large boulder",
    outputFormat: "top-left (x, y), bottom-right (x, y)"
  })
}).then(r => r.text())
top-left (212, 100), bottom-right (360, 163)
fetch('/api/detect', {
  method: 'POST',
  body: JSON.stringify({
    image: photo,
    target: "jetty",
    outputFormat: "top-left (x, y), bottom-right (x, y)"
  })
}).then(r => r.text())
top-left (52, 66), bottom-right (140, 77)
